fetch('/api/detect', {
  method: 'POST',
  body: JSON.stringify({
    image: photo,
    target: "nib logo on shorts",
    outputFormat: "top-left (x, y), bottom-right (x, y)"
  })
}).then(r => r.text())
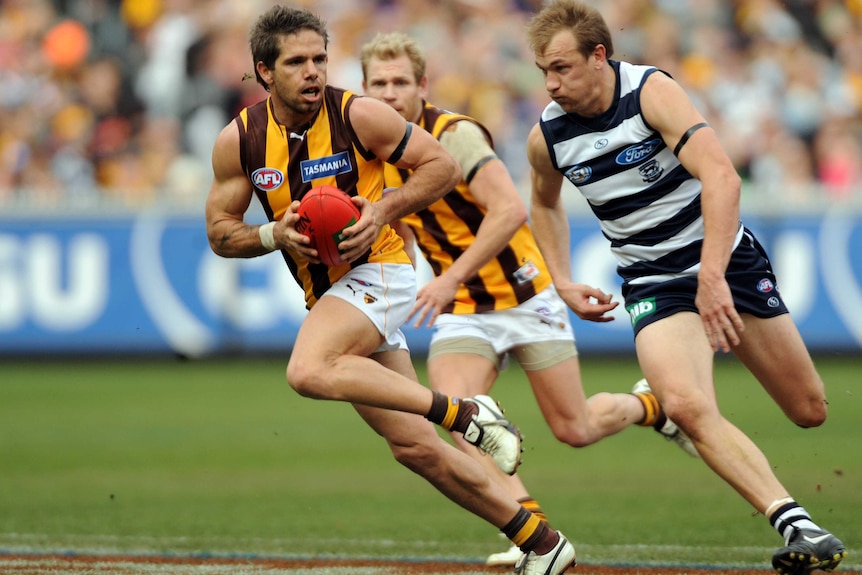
top-left (626, 297), bottom-right (656, 327)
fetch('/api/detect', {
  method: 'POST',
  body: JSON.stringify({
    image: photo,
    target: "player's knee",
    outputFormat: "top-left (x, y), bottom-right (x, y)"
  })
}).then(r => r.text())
top-left (285, 359), bottom-right (331, 399)
top-left (787, 398), bottom-right (828, 428)
top-left (659, 393), bottom-right (710, 436)
top-left (550, 423), bottom-right (594, 448)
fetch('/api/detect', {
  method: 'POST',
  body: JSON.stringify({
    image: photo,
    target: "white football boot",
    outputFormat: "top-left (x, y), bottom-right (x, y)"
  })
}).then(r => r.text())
top-left (486, 536), bottom-right (525, 567)
top-left (514, 531), bottom-right (576, 575)
top-left (462, 395), bottom-right (522, 475)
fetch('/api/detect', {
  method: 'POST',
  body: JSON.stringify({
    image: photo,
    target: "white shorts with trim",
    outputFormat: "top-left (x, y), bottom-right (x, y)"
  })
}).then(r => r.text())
top-left (322, 263), bottom-right (416, 353)
top-left (430, 284), bottom-right (575, 353)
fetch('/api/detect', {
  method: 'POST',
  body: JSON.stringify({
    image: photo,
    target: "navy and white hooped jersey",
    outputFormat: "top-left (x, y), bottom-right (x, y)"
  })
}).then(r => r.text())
top-left (539, 60), bottom-right (742, 286)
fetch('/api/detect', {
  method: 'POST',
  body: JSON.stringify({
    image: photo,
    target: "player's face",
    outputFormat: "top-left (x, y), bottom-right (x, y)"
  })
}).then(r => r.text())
top-left (535, 30), bottom-right (602, 116)
top-left (260, 29), bottom-right (328, 125)
top-left (363, 55), bottom-right (426, 124)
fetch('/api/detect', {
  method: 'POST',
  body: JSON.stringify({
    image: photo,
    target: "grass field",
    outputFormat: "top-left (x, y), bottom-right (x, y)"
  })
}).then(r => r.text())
top-left (0, 354), bottom-right (859, 574)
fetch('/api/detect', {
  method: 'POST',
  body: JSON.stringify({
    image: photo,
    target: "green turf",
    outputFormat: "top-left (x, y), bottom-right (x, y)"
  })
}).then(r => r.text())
top-left (0, 355), bottom-right (858, 569)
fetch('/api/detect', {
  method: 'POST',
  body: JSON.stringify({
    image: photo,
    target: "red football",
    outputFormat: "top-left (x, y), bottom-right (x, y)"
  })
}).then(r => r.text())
top-left (296, 185), bottom-right (361, 267)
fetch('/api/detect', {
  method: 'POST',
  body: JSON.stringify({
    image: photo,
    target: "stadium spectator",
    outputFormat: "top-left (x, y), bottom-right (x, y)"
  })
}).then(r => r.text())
top-left (0, 0), bottom-right (860, 207)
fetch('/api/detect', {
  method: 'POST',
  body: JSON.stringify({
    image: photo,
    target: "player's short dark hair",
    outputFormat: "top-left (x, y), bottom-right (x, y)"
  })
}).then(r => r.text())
top-left (248, 5), bottom-right (329, 89)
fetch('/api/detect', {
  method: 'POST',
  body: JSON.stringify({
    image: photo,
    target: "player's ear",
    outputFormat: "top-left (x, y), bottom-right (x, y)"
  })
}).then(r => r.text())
top-left (256, 60), bottom-right (274, 87)
top-left (592, 44), bottom-right (607, 66)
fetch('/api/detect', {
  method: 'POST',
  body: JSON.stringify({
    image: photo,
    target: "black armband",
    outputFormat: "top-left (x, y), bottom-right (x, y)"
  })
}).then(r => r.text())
top-left (673, 122), bottom-right (709, 156)
top-left (465, 154), bottom-right (497, 184)
top-left (387, 122), bottom-right (413, 164)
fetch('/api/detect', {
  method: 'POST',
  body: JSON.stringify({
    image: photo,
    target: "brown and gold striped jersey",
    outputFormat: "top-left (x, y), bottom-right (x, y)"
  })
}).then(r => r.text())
top-left (384, 102), bottom-right (552, 314)
top-left (236, 86), bottom-right (410, 308)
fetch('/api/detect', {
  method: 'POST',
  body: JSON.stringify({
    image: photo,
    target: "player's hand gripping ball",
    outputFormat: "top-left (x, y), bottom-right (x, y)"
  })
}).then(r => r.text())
top-left (297, 185), bottom-right (361, 266)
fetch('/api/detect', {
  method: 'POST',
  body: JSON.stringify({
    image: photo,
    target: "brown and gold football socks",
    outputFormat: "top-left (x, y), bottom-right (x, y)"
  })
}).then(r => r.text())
top-left (518, 497), bottom-right (548, 523)
top-left (425, 390), bottom-right (477, 433)
top-left (503, 506), bottom-right (559, 555)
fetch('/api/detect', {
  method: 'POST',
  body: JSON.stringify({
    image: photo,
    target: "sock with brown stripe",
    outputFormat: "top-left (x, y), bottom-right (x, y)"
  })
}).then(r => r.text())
top-left (502, 507), bottom-right (559, 555)
top-left (425, 391), bottom-right (477, 432)
top-left (518, 497), bottom-right (548, 523)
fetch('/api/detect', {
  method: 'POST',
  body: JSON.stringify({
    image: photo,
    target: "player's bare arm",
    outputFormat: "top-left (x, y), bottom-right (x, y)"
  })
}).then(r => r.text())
top-left (527, 122), bottom-right (617, 322)
top-left (440, 121), bottom-right (526, 286)
top-left (205, 123), bottom-right (316, 261)
top-left (355, 97), bottom-right (461, 223)
top-left (641, 72), bottom-right (744, 350)
top-left (527, 123), bottom-right (573, 286)
top-left (411, 121), bottom-right (526, 328)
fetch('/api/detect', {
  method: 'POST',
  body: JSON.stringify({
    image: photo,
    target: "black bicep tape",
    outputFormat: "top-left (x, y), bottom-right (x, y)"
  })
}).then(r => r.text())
top-left (465, 154), bottom-right (497, 184)
top-left (386, 122), bottom-right (413, 164)
top-left (673, 122), bottom-right (709, 156)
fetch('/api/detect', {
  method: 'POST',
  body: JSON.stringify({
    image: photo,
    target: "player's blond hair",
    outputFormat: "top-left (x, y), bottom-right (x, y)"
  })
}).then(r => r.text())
top-left (359, 32), bottom-right (426, 83)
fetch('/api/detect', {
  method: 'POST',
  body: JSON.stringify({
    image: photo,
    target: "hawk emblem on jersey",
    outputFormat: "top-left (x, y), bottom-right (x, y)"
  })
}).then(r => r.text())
top-left (300, 151), bottom-right (352, 182)
top-left (564, 165), bottom-right (592, 185)
top-left (251, 167), bottom-right (284, 191)
top-left (616, 139), bottom-right (662, 166)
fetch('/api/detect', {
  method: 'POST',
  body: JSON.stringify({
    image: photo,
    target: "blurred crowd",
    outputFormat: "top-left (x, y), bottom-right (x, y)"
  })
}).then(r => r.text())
top-left (0, 0), bottom-right (860, 211)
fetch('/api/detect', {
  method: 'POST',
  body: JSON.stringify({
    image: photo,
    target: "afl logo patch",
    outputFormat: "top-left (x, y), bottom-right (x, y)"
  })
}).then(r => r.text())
top-left (252, 167), bottom-right (284, 191)
top-left (757, 278), bottom-right (775, 293)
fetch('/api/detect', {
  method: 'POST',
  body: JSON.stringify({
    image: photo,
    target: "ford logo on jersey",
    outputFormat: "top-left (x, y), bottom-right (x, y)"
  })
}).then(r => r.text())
top-left (252, 167), bottom-right (284, 191)
top-left (615, 139), bottom-right (662, 166)
top-left (301, 151), bottom-right (352, 182)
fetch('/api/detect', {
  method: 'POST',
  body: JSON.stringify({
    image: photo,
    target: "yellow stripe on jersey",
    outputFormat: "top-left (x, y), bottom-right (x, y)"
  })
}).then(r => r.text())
top-left (384, 102), bottom-right (552, 314)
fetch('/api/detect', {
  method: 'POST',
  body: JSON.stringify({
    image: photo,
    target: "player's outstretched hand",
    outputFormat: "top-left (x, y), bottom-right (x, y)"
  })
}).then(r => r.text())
top-left (557, 282), bottom-right (618, 322)
top-left (409, 274), bottom-right (460, 329)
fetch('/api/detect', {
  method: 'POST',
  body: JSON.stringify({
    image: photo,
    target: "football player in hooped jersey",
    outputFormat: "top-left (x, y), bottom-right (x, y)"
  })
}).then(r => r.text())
top-left (360, 32), bottom-right (697, 573)
top-left (204, 4), bottom-right (573, 569)
top-left (525, 1), bottom-right (847, 573)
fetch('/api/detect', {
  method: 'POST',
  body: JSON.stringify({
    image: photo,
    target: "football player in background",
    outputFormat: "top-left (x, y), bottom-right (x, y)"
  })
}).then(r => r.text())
top-left (360, 31), bottom-right (696, 573)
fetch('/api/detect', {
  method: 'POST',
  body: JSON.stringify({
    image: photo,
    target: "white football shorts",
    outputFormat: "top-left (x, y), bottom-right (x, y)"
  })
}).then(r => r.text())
top-left (324, 263), bottom-right (416, 353)
top-left (429, 284), bottom-right (577, 371)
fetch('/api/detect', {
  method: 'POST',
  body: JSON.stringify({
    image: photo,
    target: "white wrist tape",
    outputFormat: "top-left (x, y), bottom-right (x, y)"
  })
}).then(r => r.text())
top-left (259, 221), bottom-right (276, 251)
